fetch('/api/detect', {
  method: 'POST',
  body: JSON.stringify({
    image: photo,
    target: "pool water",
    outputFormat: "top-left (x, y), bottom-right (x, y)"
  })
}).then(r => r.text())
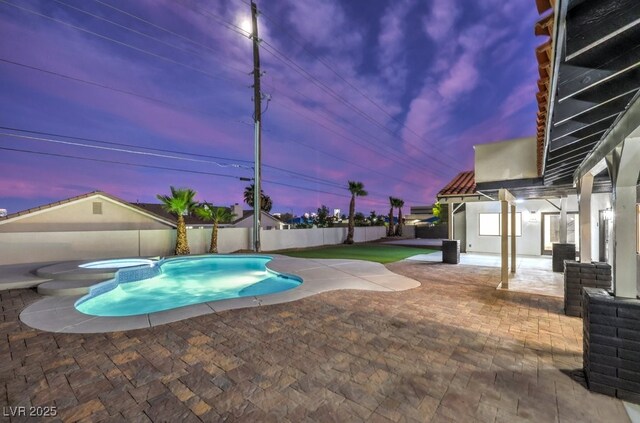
top-left (75, 256), bottom-right (301, 317)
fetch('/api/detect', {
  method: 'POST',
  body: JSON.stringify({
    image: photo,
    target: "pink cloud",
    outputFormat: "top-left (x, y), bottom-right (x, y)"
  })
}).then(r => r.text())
top-left (422, 0), bottom-right (459, 41)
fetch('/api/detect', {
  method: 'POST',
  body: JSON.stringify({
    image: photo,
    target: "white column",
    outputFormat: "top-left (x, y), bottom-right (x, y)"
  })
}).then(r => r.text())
top-left (501, 200), bottom-right (509, 287)
top-left (611, 137), bottom-right (640, 298)
top-left (448, 203), bottom-right (454, 240)
top-left (511, 204), bottom-right (516, 274)
top-left (559, 196), bottom-right (568, 244)
top-left (579, 173), bottom-right (594, 263)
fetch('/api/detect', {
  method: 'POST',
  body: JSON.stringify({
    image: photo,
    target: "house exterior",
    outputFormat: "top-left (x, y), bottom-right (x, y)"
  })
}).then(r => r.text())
top-left (0, 192), bottom-right (175, 232)
top-left (0, 192), bottom-right (284, 232)
top-left (436, 0), bottom-right (640, 401)
top-left (231, 209), bottom-right (285, 230)
top-left (438, 140), bottom-right (613, 259)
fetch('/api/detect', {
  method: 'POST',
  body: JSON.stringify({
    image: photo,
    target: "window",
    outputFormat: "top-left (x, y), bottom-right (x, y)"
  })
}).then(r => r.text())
top-left (479, 213), bottom-right (500, 236)
top-left (92, 202), bottom-right (103, 215)
top-left (479, 213), bottom-right (522, 236)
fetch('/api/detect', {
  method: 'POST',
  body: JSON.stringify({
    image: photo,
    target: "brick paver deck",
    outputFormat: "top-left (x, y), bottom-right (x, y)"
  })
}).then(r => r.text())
top-left (0, 261), bottom-right (630, 422)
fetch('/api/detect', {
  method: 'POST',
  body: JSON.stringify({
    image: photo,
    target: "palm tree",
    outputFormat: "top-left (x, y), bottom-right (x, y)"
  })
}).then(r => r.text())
top-left (345, 181), bottom-right (367, 244)
top-left (387, 196), bottom-right (395, 237)
top-left (243, 184), bottom-right (273, 212)
top-left (394, 198), bottom-right (405, 236)
top-left (157, 187), bottom-right (197, 255)
top-left (194, 202), bottom-right (233, 253)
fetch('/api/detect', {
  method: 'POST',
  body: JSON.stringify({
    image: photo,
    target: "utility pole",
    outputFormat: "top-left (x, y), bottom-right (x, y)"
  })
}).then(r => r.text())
top-left (251, 0), bottom-right (262, 252)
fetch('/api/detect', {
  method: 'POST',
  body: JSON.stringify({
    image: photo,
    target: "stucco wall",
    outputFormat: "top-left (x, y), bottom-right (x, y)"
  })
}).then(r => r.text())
top-left (0, 226), bottom-right (386, 265)
top-left (474, 137), bottom-right (538, 183)
top-left (465, 197), bottom-right (577, 255)
top-left (463, 194), bottom-right (611, 257)
top-left (0, 196), bottom-right (171, 232)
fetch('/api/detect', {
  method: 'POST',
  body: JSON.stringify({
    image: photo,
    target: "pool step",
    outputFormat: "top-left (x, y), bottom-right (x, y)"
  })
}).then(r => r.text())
top-left (37, 279), bottom-right (106, 297)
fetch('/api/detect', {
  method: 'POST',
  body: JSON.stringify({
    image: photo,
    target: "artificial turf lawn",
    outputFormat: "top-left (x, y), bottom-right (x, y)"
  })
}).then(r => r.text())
top-left (280, 244), bottom-right (436, 264)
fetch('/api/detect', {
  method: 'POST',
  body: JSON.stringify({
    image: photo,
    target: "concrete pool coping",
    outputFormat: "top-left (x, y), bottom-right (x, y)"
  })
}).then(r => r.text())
top-left (19, 254), bottom-right (420, 333)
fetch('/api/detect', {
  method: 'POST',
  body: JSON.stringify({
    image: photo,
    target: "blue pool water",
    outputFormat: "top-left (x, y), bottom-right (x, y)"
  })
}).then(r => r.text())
top-left (75, 255), bottom-right (301, 317)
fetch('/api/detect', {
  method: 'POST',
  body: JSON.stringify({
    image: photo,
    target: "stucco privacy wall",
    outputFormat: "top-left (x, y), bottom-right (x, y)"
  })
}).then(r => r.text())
top-left (0, 226), bottom-right (387, 265)
top-left (0, 196), bottom-right (172, 232)
top-left (474, 137), bottom-right (537, 183)
top-left (464, 194), bottom-right (611, 256)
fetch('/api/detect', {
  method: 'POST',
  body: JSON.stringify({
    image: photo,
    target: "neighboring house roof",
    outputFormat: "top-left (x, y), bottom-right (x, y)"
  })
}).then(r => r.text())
top-left (438, 171), bottom-right (476, 196)
top-left (232, 210), bottom-right (283, 225)
top-left (0, 191), bottom-right (176, 227)
top-left (133, 203), bottom-right (233, 226)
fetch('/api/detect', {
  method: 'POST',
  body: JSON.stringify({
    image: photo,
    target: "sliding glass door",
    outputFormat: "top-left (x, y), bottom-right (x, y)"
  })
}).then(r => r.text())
top-left (541, 212), bottom-right (579, 255)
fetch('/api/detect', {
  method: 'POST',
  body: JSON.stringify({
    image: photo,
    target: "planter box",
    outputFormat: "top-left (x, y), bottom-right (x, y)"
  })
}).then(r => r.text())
top-left (583, 288), bottom-right (640, 404)
top-left (564, 261), bottom-right (612, 317)
top-left (552, 243), bottom-right (576, 272)
top-left (442, 240), bottom-right (460, 264)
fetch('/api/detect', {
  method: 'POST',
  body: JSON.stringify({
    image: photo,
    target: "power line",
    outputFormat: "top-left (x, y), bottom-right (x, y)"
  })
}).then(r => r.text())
top-left (246, 1), bottom-right (465, 165)
top-left (0, 126), bottom-right (347, 191)
top-left (0, 58), bottom-right (248, 120)
top-left (91, 0), bottom-right (248, 61)
top-left (265, 86), bottom-right (444, 180)
top-left (2, 2), bottom-right (433, 205)
top-left (7, 0), bottom-right (448, 184)
top-left (176, 1), bottom-right (458, 177)
top-left (0, 54), bottom-right (429, 192)
top-left (173, 0), bottom-right (252, 39)
top-left (1, 0), bottom-right (245, 86)
top-left (0, 131), bottom-right (253, 169)
top-left (0, 126), bottom-right (414, 199)
top-left (0, 126), bottom-right (253, 164)
top-left (0, 146), bottom-right (409, 206)
top-left (259, 41), bottom-right (459, 175)
top-left (201, 1), bottom-right (462, 175)
top-left (0, 146), bottom-right (247, 180)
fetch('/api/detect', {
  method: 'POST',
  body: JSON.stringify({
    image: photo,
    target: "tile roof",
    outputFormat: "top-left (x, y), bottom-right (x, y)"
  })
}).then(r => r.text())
top-left (535, 1), bottom-right (555, 177)
top-left (438, 171), bottom-right (476, 196)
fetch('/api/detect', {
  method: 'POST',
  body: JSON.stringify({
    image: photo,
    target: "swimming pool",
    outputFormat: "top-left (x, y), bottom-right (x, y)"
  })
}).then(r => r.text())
top-left (75, 255), bottom-right (302, 317)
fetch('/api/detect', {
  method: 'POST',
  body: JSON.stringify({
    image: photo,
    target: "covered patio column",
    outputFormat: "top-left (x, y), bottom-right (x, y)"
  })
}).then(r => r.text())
top-left (499, 189), bottom-right (515, 287)
top-left (559, 196), bottom-right (568, 243)
top-left (609, 136), bottom-right (640, 298)
top-left (447, 202), bottom-right (454, 240)
top-left (511, 203), bottom-right (516, 274)
top-left (578, 172), bottom-right (594, 263)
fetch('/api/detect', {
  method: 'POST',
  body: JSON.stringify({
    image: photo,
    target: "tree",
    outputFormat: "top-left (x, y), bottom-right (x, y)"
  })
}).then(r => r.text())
top-left (433, 201), bottom-right (447, 225)
top-left (194, 202), bottom-right (233, 253)
top-left (280, 212), bottom-right (294, 223)
top-left (354, 212), bottom-right (366, 226)
top-left (345, 181), bottom-right (367, 244)
top-left (369, 210), bottom-right (377, 225)
top-left (387, 196), bottom-right (395, 236)
top-left (316, 205), bottom-right (330, 228)
top-left (243, 184), bottom-right (273, 212)
top-left (157, 186), bottom-right (197, 255)
top-left (394, 198), bottom-right (405, 236)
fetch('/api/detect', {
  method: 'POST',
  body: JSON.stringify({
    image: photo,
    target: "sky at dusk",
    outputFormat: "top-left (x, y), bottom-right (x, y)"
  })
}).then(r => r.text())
top-left (0, 0), bottom-right (541, 216)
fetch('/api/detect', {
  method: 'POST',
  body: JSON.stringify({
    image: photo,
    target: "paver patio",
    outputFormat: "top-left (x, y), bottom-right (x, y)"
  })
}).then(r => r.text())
top-left (0, 260), bottom-right (631, 422)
